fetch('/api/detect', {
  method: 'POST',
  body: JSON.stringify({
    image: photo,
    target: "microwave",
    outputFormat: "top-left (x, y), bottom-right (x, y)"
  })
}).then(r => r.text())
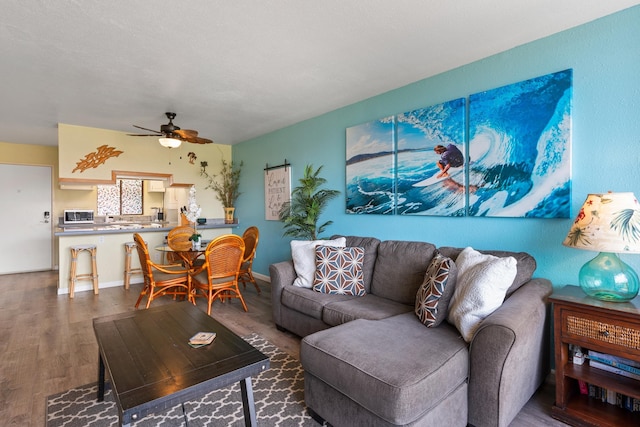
top-left (64, 209), bottom-right (94, 224)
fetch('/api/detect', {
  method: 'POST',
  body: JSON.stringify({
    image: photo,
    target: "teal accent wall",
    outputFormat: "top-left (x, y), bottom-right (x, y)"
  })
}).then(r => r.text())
top-left (233, 6), bottom-right (640, 287)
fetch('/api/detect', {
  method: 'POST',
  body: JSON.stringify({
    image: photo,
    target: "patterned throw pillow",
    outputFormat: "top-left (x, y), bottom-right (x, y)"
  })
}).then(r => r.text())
top-left (415, 253), bottom-right (457, 327)
top-left (313, 246), bottom-right (366, 296)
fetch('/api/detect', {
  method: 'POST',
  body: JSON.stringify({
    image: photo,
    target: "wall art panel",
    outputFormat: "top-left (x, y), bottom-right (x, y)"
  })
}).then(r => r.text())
top-left (346, 117), bottom-right (396, 214)
top-left (468, 69), bottom-right (572, 218)
top-left (398, 98), bottom-right (466, 216)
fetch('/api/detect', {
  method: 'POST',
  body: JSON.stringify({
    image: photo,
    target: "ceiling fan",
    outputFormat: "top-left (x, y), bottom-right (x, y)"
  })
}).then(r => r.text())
top-left (129, 112), bottom-right (213, 147)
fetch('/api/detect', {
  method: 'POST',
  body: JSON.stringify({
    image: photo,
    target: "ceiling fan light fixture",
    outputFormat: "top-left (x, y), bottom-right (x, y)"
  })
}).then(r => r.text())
top-left (158, 137), bottom-right (182, 148)
top-left (132, 113), bottom-right (212, 145)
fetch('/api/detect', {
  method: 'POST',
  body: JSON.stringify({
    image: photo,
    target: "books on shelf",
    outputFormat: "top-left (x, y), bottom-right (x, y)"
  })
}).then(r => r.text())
top-left (582, 382), bottom-right (640, 411)
top-left (189, 331), bottom-right (216, 348)
top-left (590, 359), bottom-right (640, 381)
top-left (577, 348), bottom-right (640, 412)
top-left (587, 350), bottom-right (640, 376)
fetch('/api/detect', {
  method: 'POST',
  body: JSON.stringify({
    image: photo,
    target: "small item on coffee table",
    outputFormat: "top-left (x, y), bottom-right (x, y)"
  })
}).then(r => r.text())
top-left (189, 331), bottom-right (216, 347)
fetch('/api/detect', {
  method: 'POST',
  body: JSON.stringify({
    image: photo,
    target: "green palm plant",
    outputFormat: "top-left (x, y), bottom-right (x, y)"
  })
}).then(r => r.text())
top-left (278, 164), bottom-right (340, 240)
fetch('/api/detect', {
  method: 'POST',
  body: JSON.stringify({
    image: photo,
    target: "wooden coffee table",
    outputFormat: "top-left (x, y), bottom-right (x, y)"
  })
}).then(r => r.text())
top-left (93, 301), bottom-right (269, 426)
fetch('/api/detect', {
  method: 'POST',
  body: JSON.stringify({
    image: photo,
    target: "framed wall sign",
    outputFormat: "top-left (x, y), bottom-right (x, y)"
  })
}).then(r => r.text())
top-left (264, 162), bottom-right (291, 220)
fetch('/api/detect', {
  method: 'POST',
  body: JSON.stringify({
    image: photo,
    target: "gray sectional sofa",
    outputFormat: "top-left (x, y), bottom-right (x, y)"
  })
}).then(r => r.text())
top-left (269, 236), bottom-right (553, 427)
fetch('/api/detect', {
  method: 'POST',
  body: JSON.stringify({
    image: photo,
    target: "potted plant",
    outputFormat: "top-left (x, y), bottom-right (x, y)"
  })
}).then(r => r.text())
top-left (201, 158), bottom-right (243, 223)
top-left (278, 164), bottom-right (340, 240)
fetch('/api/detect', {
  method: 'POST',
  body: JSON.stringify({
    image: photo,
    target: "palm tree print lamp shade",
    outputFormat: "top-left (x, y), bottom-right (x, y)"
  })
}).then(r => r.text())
top-left (563, 192), bottom-right (640, 302)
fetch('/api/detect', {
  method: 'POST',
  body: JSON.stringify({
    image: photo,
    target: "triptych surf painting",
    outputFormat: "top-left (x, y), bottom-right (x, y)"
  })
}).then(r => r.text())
top-left (346, 69), bottom-right (572, 218)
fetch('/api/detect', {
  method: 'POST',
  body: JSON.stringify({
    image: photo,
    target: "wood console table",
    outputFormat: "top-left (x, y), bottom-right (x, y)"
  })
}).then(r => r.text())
top-left (550, 285), bottom-right (640, 426)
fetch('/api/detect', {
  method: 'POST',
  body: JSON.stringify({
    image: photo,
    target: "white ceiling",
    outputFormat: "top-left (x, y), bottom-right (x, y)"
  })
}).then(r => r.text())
top-left (2, 1), bottom-right (639, 147)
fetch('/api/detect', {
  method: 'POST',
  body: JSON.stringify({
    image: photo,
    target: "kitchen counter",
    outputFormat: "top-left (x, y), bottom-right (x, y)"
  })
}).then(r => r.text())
top-left (55, 218), bottom-right (238, 236)
top-left (55, 218), bottom-right (239, 296)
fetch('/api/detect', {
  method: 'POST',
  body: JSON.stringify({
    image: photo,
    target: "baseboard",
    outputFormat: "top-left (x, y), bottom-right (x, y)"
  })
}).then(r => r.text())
top-left (56, 278), bottom-right (143, 295)
top-left (254, 272), bottom-right (270, 282)
top-left (547, 369), bottom-right (556, 385)
top-left (57, 273), bottom-right (270, 296)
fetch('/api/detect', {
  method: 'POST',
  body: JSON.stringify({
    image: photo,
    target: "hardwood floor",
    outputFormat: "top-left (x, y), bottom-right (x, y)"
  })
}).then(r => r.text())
top-left (0, 270), bottom-right (568, 426)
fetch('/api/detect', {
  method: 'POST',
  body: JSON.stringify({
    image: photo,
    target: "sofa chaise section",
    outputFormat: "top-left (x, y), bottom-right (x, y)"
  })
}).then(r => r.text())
top-left (302, 313), bottom-right (469, 426)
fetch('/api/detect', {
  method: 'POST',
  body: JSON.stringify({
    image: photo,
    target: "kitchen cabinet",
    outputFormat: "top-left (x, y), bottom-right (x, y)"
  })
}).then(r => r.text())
top-left (164, 187), bottom-right (188, 209)
top-left (147, 180), bottom-right (166, 192)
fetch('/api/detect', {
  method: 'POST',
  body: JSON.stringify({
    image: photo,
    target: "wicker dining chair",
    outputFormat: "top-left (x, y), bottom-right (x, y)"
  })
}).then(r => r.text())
top-left (167, 225), bottom-right (202, 266)
top-left (238, 226), bottom-right (260, 294)
top-left (133, 233), bottom-right (191, 309)
top-left (190, 234), bottom-right (246, 315)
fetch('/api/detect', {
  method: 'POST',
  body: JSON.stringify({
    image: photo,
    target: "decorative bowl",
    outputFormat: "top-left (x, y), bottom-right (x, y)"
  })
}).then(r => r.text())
top-left (197, 218), bottom-right (207, 225)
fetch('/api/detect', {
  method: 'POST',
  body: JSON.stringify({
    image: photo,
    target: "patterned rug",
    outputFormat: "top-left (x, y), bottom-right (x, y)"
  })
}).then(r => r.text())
top-left (46, 334), bottom-right (323, 427)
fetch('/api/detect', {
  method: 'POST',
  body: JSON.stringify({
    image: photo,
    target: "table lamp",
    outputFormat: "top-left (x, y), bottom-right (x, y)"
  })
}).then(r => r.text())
top-left (563, 192), bottom-right (640, 302)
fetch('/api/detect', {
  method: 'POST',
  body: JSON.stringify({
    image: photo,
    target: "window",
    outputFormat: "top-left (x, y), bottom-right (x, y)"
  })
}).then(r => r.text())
top-left (97, 179), bottom-right (143, 215)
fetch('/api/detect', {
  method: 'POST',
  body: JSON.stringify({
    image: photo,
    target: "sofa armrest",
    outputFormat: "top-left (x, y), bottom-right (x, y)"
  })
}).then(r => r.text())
top-left (467, 278), bottom-right (552, 427)
top-left (269, 260), bottom-right (297, 327)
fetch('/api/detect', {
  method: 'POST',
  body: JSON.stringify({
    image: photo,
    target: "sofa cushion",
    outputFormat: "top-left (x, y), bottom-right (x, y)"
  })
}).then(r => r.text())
top-left (438, 246), bottom-right (536, 296)
top-left (291, 237), bottom-right (346, 288)
top-left (370, 240), bottom-right (437, 305)
top-left (331, 235), bottom-right (381, 293)
top-left (301, 313), bottom-right (468, 425)
top-left (447, 247), bottom-right (517, 342)
top-left (322, 294), bottom-right (413, 326)
top-left (313, 246), bottom-right (366, 296)
top-left (281, 285), bottom-right (355, 320)
top-left (415, 253), bottom-right (457, 327)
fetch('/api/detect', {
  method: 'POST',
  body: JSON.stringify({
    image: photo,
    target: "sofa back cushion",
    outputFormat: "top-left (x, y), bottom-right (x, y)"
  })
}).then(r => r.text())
top-left (371, 240), bottom-right (437, 305)
top-left (438, 246), bottom-right (536, 296)
top-left (331, 235), bottom-right (381, 293)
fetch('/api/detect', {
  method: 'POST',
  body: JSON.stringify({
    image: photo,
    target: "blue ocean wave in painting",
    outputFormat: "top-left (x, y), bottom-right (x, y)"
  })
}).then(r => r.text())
top-left (346, 153), bottom-right (396, 214)
top-left (468, 69), bottom-right (572, 217)
top-left (346, 150), bottom-right (467, 216)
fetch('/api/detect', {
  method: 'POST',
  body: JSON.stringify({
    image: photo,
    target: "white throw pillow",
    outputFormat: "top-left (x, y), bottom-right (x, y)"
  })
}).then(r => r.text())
top-left (291, 237), bottom-right (346, 288)
top-left (447, 247), bottom-right (516, 342)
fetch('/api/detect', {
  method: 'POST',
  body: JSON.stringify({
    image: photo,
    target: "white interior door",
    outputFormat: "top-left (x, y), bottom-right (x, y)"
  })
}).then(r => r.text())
top-left (0, 164), bottom-right (52, 274)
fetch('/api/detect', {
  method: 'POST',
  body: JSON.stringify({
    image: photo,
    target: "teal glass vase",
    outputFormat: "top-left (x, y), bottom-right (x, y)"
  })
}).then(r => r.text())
top-left (579, 252), bottom-right (640, 302)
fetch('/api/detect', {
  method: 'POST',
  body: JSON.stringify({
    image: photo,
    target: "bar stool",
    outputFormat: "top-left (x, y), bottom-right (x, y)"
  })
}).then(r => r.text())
top-left (123, 241), bottom-right (143, 289)
top-left (69, 244), bottom-right (99, 298)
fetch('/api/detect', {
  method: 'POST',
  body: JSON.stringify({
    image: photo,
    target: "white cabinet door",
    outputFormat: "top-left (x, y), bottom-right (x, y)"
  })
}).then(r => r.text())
top-left (147, 180), bottom-right (165, 192)
top-left (0, 164), bottom-right (52, 274)
top-left (164, 187), bottom-right (188, 209)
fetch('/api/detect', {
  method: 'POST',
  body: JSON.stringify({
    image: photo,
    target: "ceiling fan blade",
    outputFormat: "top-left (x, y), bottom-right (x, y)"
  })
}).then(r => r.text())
top-left (133, 125), bottom-right (163, 134)
top-left (188, 136), bottom-right (214, 144)
top-left (174, 129), bottom-right (198, 138)
top-left (175, 129), bottom-right (212, 144)
top-left (127, 133), bottom-right (162, 137)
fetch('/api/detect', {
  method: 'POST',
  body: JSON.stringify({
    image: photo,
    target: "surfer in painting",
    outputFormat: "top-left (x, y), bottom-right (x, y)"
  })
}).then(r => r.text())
top-left (434, 144), bottom-right (464, 178)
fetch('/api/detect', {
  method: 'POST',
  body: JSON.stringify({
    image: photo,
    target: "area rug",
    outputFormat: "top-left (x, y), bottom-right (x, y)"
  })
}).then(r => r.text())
top-left (46, 334), bottom-right (324, 427)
